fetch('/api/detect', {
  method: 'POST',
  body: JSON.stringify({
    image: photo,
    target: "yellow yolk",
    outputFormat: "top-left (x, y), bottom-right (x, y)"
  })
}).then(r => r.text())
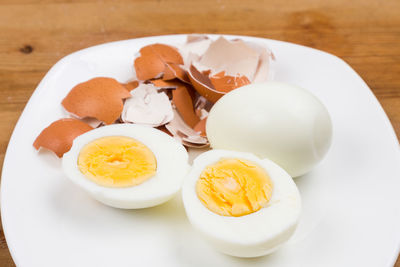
top-left (78, 136), bottom-right (157, 188)
top-left (196, 158), bottom-right (273, 217)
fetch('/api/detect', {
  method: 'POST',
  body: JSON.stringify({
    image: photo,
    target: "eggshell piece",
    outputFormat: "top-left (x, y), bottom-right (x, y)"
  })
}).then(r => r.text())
top-left (123, 80), bottom-right (139, 91)
top-left (166, 109), bottom-right (208, 148)
top-left (62, 77), bottom-right (131, 125)
top-left (193, 117), bottom-right (207, 136)
top-left (79, 117), bottom-right (103, 128)
top-left (152, 79), bottom-right (200, 128)
top-left (209, 71), bottom-right (251, 93)
top-left (186, 34), bottom-right (210, 43)
top-left (244, 41), bottom-right (275, 83)
top-left (163, 63), bottom-right (190, 83)
top-left (188, 65), bottom-right (224, 103)
top-left (198, 36), bottom-right (260, 81)
top-left (121, 83), bottom-right (173, 127)
top-left (179, 35), bottom-right (212, 68)
top-left (134, 44), bottom-right (184, 81)
top-left (171, 84), bottom-right (200, 128)
top-left (33, 118), bottom-right (93, 157)
top-left (151, 79), bottom-right (177, 89)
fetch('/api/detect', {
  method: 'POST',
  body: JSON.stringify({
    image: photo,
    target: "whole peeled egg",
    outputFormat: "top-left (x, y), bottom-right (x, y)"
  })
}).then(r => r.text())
top-left (62, 124), bottom-right (189, 209)
top-left (206, 82), bottom-right (332, 177)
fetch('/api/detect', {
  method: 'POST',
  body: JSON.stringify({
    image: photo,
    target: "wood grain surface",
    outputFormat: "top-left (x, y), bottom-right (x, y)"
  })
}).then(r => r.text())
top-left (0, 0), bottom-right (399, 266)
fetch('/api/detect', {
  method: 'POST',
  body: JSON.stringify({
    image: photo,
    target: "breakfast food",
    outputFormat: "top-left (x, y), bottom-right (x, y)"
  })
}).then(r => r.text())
top-left (62, 124), bottom-right (189, 209)
top-left (206, 82), bottom-right (333, 177)
top-left (31, 35), bottom-right (336, 258)
top-left (182, 149), bottom-right (301, 257)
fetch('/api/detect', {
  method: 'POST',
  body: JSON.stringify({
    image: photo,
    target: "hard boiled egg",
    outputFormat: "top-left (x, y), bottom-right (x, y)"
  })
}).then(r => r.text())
top-left (182, 149), bottom-right (301, 258)
top-left (62, 124), bottom-right (189, 209)
top-left (206, 82), bottom-right (332, 177)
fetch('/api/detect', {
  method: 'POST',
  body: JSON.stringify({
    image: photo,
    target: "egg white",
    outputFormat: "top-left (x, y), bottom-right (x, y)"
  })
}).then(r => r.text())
top-left (181, 149), bottom-right (301, 257)
top-left (63, 124), bottom-right (189, 209)
top-left (206, 82), bottom-right (333, 177)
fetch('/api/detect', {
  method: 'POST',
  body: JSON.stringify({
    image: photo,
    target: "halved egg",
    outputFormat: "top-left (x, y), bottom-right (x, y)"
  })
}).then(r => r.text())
top-left (62, 124), bottom-right (189, 209)
top-left (182, 149), bottom-right (301, 257)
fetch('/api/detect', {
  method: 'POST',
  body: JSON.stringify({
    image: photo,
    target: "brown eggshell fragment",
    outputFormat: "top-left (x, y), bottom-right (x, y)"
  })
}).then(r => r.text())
top-left (62, 77), bottom-right (131, 125)
top-left (79, 117), bottom-right (103, 128)
top-left (152, 79), bottom-right (200, 128)
top-left (151, 79), bottom-right (178, 89)
top-left (188, 65), bottom-right (224, 103)
top-left (193, 117), bottom-right (207, 137)
top-left (209, 71), bottom-right (251, 93)
top-left (172, 84), bottom-right (200, 128)
top-left (134, 44), bottom-right (184, 81)
top-left (33, 118), bottom-right (93, 157)
top-left (163, 63), bottom-right (190, 83)
top-left (123, 80), bottom-right (139, 91)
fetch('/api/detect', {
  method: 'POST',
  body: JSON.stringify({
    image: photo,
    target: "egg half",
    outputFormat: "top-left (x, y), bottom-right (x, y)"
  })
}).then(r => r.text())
top-left (182, 149), bottom-right (301, 258)
top-left (206, 82), bottom-right (333, 177)
top-left (63, 124), bottom-right (189, 209)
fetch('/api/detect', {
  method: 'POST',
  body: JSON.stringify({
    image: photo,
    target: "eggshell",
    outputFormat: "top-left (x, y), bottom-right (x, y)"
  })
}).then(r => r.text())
top-left (178, 35), bottom-right (212, 68)
top-left (186, 34), bottom-right (209, 43)
top-left (188, 64), bottom-right (224, 103)
top-left (33, 118), bottom-right (93, 157)
top-left (194, 96), bottom-right (211, 119)
top-left (198, 36), bottom-right (259, 80)
top-left (79, 117), bottom-right (103, 128)
top-left (121, 83), bottom-right (173, 127)
top-left (62, 77), bottom-right (131, 125)
top-left (134, 44), bottom-right (184, 81)
top-left (151, 79), bottom-right (177, 89)
top-left (244, 41), bottom-right (275, 83)
top-left (193, 117), bottom-right (207, 136)
top-left (172, 85), bottom-right (199, 128)
top-left (152, 79), bottom-right (200, 128)
top-left (123, 80), bottom-right (139, 91)
top-left (165, 110), bottom-right (208, 148)
top-left (163, 63), bottom-right (190, 83)
top-left (209, 71), bottom-right (251, 93)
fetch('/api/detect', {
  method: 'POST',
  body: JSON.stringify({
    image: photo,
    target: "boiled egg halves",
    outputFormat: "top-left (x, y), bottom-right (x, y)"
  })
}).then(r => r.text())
top-left (182, 149), bottom-right (301, 258)
top-left (63, 124), bottom-right (189, 209)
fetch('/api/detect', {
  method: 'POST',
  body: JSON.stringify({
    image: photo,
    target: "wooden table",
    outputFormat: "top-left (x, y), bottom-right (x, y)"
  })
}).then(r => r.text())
top-left (0, 0), bottom-right (399, 266)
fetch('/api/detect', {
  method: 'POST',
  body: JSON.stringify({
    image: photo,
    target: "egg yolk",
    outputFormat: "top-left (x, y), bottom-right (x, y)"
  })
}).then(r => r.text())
top-left (78, 136), bottom-right (157, 188)
top-left (196, 158), bottom-right (273, 217)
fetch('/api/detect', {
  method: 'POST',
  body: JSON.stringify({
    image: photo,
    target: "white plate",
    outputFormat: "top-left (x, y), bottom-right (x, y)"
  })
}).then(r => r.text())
top-left (2, 35), bottom-right (400, 267)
